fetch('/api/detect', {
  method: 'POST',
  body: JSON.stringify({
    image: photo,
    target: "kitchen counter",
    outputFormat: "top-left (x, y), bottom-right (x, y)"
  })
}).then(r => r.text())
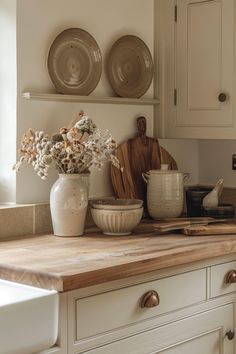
top-left (1, 224), bottom-right (236, 292)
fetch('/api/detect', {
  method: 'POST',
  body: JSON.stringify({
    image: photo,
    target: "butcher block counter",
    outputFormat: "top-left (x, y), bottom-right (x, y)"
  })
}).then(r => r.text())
top-left (1, 223), bottom-right (236, 293)
top-left (2, 223), bottom-right (236, 354)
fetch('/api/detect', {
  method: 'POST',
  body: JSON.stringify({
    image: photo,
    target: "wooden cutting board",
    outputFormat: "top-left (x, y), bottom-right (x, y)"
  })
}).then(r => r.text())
top-left (183, 221), bottom-right (236, 236)
top-left (111, 116), bottom-right (178, 202)
top-left (147, 217), bottom-right (228, 233)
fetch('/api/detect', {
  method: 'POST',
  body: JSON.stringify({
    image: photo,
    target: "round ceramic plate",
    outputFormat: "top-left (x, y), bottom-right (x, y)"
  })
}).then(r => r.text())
top-left (107, 35), bottom-right (153, 98)
top-left (48, 28), bottom-right (102, 95)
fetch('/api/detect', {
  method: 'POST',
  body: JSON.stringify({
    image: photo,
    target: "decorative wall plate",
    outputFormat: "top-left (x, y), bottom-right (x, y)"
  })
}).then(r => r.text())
top-left (107, 35), bottom-right (153, 98)
top-left (47, 28), bottom-right (102, 95)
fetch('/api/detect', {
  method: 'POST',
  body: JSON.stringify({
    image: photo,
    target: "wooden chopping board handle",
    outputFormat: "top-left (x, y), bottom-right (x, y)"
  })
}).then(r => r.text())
top-left (136, 116), bottom-right (163, 164)
top-left (137, 116), bottom-right (147, 140)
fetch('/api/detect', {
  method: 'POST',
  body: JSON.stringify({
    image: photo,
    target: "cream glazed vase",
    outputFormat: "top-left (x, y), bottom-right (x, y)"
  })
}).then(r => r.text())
top-left (142, 170), bottom-right (189, 219)
top-left (50, 174), bottom-right (89, 236)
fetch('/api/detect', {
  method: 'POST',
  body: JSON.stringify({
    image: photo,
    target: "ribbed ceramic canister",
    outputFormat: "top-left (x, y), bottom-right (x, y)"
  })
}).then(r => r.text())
top-left (143, 170), bottom-right (185, 219)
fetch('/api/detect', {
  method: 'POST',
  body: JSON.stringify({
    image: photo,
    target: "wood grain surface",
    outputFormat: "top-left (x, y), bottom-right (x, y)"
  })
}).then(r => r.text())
top-left (183, 221), bottom-right (236, 236)
top-left (1, 223), bottom-right (236, 292)
top-left (111, 117), bottom-right (177, 201)
top-left (153, 217), bottom-right (228, 232)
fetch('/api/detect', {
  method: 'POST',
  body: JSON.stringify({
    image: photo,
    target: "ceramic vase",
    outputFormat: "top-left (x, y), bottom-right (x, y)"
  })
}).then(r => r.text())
top-left (50, 174), bottom-right (89, 236)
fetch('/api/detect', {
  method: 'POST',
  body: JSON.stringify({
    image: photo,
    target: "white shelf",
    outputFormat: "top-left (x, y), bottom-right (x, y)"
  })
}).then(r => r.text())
top-left (22, 92), bottom-right (159, 106)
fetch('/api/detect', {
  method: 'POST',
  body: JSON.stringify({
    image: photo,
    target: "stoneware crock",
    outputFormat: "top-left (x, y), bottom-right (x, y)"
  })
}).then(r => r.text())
top-left (142, 170), bottom-right (189, 219)
top-left (50, 173), bottom-right (89, 236)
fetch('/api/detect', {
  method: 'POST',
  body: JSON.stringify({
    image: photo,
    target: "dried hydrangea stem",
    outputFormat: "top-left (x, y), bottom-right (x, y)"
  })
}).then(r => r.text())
top-left (14, 111), bottom-right (122, 179)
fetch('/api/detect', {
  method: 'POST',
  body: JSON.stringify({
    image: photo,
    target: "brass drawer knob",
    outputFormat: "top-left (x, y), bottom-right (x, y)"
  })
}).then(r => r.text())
top-left (218, 93), bottom-right (227, 102)
top-left (225, 330), bottom-right (235, 340)
top-left (225, 270), bottom-right (236, 284)
top-left (140, 290), bottom-right (159, 308)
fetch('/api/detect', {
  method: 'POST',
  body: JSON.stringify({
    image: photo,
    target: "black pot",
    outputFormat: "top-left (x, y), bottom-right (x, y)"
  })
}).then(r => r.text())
top-left (186, 186), bottom-right (213, 217)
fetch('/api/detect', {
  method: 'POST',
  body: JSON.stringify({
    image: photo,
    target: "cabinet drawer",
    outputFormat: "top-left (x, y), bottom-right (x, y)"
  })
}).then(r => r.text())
top-left (210, 260), bottom-right (236, 298)
top-left (76, 269), bottom-right (206, 341)
top-left (82, 303), bottom-right (233, 354)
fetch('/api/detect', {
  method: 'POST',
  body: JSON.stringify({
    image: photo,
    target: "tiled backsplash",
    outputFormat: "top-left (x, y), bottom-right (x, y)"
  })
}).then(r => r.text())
top-left (0, 204), bottom-right (52, 239)
top-left (0, 202), bottom-right (95, 239)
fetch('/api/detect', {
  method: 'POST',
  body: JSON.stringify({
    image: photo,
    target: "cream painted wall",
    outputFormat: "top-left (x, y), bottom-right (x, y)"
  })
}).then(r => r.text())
top-left (0, 0), bottom-right (16, 203)
top-left (159, 139), bottom-right (236, 189)
top-left (159, 139), bottom-right (199, 185)
top-left (1, 0), bottom-right (224, 204)
top-left (16, 0), bottom-right (155, 203)
top-left (199, 140), bottom-right (236, 187)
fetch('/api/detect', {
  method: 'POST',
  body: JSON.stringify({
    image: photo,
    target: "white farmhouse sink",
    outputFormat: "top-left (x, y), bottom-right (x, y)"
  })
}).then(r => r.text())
top-left (0, 279), bottom-right (58, 354)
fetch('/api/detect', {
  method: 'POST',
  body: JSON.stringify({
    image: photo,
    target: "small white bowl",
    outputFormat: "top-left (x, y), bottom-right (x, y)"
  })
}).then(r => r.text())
top-left (91, 207), bottom-right (143, 235)
top-left (90, 199), bottom-right (143, 211)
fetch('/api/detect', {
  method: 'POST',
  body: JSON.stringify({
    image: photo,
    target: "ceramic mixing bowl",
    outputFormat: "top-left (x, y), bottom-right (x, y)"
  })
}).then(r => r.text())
top-left (90, 198), bottom-right (143, 211)
top-left (91, 207), bottom-right (143, 235)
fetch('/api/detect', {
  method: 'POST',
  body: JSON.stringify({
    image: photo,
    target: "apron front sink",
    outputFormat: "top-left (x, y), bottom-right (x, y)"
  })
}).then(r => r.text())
top-left (0, 279), bottom-right (58, 354)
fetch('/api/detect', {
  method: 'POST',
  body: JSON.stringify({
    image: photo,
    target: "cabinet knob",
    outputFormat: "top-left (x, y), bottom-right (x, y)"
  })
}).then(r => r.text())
top-left (225, 330), bottom-right (235, 340)
top-left (225, 270), bottom-right (236, 284)
top-left (140, 290), bottom-right (160, 308)
top-left (218, 93), bottom-right (227, 102)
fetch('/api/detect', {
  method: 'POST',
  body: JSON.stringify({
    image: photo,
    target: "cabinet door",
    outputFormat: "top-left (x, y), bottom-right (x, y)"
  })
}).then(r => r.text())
top-left (83, 304), bottom-right (234, 354)
top-left (159, 331), bottom-right (226, 354)
top-left (176, 0), bottom-right (234, 129)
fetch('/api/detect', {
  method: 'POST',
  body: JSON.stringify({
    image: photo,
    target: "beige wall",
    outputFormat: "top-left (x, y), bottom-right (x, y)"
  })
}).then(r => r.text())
top-left (159, 139), bottom-right (199, 186)
top-left (1, 0), bottom-right (234, 204)
top-left (0, 0), bottom-right (16, 203)
top-left (162, 139), bottom-right (236, 189)
top-left (16, 0), bottom-right (154, 203)
top-left (199, 140), bottom-right (236, 187)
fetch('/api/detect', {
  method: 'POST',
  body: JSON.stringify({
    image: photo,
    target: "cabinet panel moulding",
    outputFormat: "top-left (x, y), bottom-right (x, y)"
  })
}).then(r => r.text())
top-left (22, 92), bottom-right (159, 106)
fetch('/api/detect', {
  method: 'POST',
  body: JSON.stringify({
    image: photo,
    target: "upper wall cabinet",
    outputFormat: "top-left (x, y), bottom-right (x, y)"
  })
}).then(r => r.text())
top-left (156, 0), bottom-right (236, 139)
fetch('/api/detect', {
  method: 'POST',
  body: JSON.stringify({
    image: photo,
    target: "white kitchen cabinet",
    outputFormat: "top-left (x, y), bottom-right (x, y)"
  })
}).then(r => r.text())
top-left (82, 304), bottom-right (234, 354)
top-left (75, 269), bottom-right (206, 340)
top-left (176, 0), bottom-right (234, 126)
top-left (42, 256), bottom-right (236, 354)
top-left (156, 0), bottom-right (236, 139)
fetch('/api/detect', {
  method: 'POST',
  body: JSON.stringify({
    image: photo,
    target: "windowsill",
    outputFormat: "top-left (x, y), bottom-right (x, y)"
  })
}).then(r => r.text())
top-left (0, 203), bottom-right (46, 209)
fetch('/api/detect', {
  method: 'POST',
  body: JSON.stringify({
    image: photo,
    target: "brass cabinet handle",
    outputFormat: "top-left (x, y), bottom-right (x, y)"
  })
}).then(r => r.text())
top-left (225, 330), bottom-right (235, 340)
top-left (140, 290), bottom-right (160, 308)
top-left (225, 270), bottom-right (236, 284)
top-left (218, 93), bottom-right (227, 102)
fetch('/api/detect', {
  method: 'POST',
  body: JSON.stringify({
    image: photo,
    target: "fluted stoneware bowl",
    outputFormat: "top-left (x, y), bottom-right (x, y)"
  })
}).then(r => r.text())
top-left (91, 207), bottom-right (143, 235)
top-left (91, 198), bottom-right (143, 211)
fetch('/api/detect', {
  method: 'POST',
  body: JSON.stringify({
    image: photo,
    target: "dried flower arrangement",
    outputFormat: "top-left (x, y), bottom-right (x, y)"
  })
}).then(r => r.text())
top-left (14, 111), bottom-right (121, 179)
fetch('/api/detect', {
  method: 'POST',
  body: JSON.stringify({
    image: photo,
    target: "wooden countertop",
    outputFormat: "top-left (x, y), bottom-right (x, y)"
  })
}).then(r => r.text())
top-left (1, 225), bottom-right (236, 292)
